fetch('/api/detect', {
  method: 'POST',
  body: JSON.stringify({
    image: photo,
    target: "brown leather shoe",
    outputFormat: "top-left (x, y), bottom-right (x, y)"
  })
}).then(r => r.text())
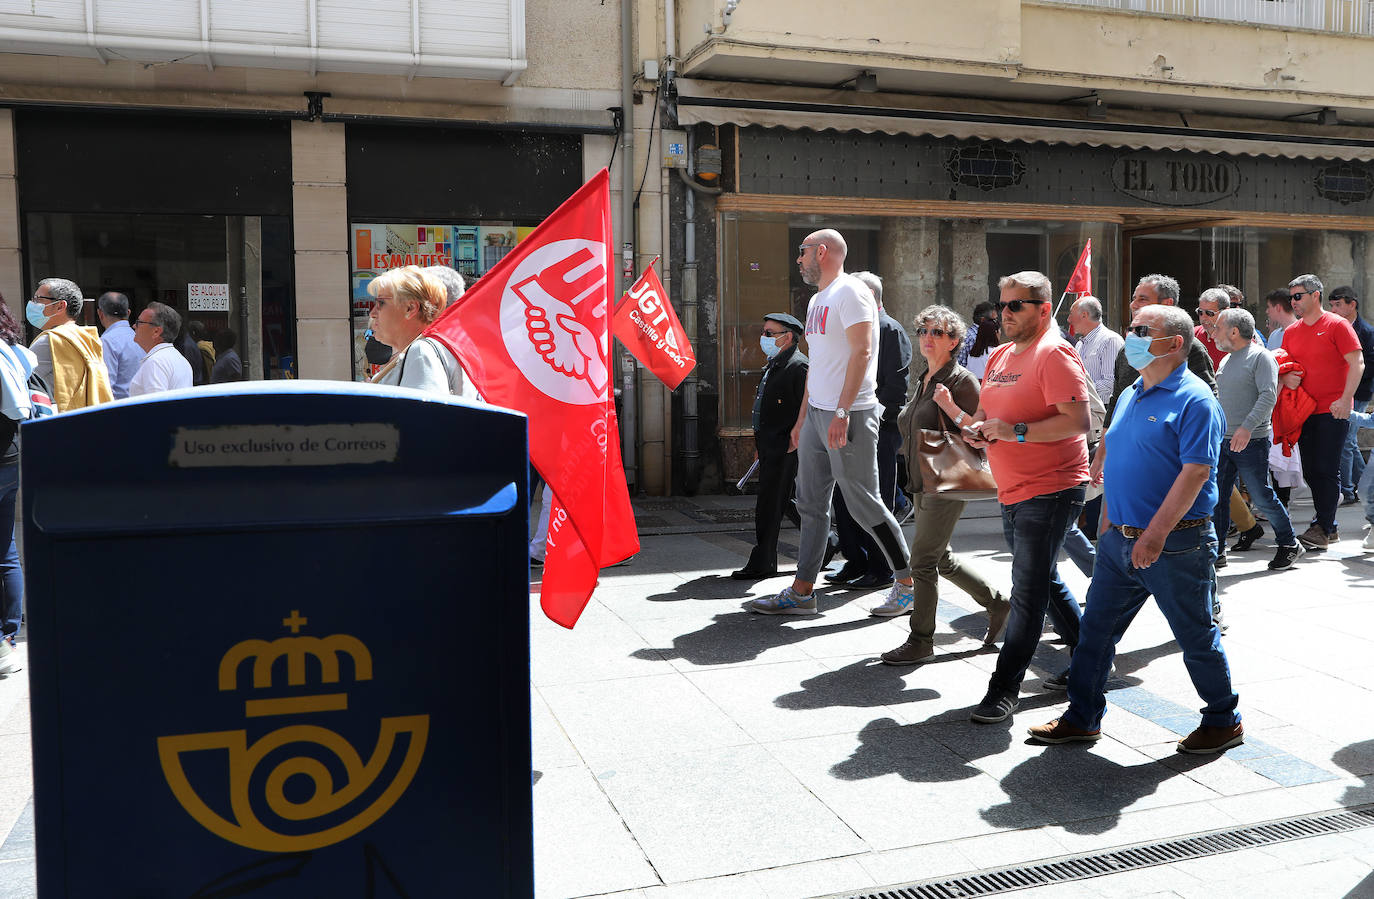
top-left (880, 639), bottom-right (934, 666)
top-left (984, 599), bottom-right (1011, 645)
top-left (1027, 717), bottom-right (1101, 744)
top-left (1177, 722), bottom-right (1244, 754)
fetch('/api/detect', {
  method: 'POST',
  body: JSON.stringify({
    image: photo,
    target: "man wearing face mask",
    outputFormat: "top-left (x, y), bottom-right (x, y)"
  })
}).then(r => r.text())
top-left (27, 277), bottom-right (113, 412)
top-left (733, 313), bottom-right (809, 580)
top-left (1029, 303), bottom-right (1241, 754)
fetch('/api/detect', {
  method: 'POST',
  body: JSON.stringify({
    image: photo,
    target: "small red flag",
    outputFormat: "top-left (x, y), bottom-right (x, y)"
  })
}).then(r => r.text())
top-left (424, 169), bottom-right (639, 628)
top-left (1065, 239), bottom-right (1092, 296)
top-left (612, 263), bottom-right (696, 390)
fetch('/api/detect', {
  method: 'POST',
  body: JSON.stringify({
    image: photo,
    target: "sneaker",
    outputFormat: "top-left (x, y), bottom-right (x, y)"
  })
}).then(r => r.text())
top-left (0, 640), bottom-right (12, 677)
top-left (870, 581), bottom-right (914, 617)
top-left (1342, 493), bottom-right (1359, 506)
top-left (1267, 543), bottom-right (1304, 571)
top-left (1230, 523), bottom-right (1264, 552)
top-left (1364, 530), bottom-right (1374, 551)
top-left (895, 497), bottom-right (915, 525)
top-left (1226, 523), bottom-right (1238, 538)
top-left (970, 689), bottom-right (1019, 724)
top-left (1027, 717), bottom-right (1101, 744)
top-left (1042, 668), bottom-right (1070, 691)
top-left (1177, 722), bottom-right (1244, 754)
top-left (984, 599), bottom-right (1011, 646)
top-left (880, 639), bottom-right (934, 666)
top-left (749, 587), bottom-right (818, 616)
top-left (1214, 553), bottom-right (1228, 570)
top-left (1297, 523), bottom-right (1328, 552)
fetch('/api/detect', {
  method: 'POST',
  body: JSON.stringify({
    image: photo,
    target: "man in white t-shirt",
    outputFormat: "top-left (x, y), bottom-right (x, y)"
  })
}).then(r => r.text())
top-left (749, 229), bottom-right (914, 617)
top-left (128, 302), bottom-right (194, 397)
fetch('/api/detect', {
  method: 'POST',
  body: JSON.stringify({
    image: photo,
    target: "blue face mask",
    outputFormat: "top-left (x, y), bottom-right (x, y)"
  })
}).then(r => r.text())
top-left (1123, 333), bottom-right (1162, 371)
top-left (760, 333), bottom-right (783, 359)
top-left (25, 300), bottom-right (51, 330)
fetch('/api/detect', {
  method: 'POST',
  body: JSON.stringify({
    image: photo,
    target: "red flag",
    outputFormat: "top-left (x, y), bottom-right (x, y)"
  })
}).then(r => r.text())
top-left (612, 262), bottom-right (696, 390)
top-left (424, 169), bottom-right (639, 629)
top-left (1065, 239), bottom-right (1092, 296)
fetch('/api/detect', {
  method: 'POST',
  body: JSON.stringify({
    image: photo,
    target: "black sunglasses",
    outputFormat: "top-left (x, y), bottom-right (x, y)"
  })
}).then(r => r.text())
top-left (996, 299), bottom-right (1046, 313)
top-left (1128, 324), bottom-right (1165, 338)
top-left (915, 327), bottom-right (950, 338)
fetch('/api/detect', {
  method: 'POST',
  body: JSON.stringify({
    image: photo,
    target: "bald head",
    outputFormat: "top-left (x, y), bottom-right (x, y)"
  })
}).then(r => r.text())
top-left (798, 228), bottom-right (849, 289)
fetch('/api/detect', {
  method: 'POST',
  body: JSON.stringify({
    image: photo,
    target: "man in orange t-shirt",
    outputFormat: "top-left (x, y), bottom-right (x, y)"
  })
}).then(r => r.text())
top-left (1281, 274), bottom-right (1364, 550)
top-left (959, 270), bottom-right (1092, 725)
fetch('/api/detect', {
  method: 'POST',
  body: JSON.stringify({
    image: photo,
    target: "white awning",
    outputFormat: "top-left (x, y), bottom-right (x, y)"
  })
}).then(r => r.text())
top-left (675, 79), bottom-right (1374, 162)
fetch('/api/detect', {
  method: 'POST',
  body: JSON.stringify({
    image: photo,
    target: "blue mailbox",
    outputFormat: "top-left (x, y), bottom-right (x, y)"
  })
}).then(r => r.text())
top-left (21, 382), bottom-right (532, 897)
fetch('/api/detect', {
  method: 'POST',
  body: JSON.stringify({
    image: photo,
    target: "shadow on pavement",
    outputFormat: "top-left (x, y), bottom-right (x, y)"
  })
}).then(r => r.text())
top-left (645, 574), bottom-right (757, 603)
top-left (775, 658), bottom-right (939, 711)
top-left (830, 716), bottom-right (1002, 784)
top-left (632, 600), bottom-right (883, 666)
top-left (982, 743), bottom-right (1223, 835)
top-left (1335, 739), bottom-right (1374, 898)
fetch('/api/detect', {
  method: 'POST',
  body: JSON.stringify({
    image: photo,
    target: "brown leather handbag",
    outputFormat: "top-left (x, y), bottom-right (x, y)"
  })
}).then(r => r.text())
top-left (916, 411), bottom-right (998, 501)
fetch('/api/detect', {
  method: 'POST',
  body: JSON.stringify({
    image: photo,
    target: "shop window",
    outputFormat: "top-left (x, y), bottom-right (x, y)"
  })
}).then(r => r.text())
top-left (349, 221), bottom-right (536, 379)
top-left (718, 212), bottom-right (1119, 434)
top-left (23, 212), bottom-right (296, 380)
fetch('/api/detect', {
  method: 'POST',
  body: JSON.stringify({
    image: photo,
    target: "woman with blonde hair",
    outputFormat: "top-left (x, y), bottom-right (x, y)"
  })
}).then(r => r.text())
top-left (881, 304), bottom-right (1011, 664)
top-left (367, 265), bottom-right (478, 399)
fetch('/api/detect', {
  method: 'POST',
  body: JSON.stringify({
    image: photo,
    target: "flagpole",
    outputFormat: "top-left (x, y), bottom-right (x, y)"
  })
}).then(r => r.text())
top-left (1052, 290), bottom-right (1070, 320)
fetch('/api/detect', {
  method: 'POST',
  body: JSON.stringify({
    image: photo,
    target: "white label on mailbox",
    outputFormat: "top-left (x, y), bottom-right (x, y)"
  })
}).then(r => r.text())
top-left (169, 424), bottom-right (399, 467)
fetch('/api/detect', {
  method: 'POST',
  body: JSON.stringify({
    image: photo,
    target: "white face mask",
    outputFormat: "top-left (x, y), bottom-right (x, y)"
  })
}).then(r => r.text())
top-left (760, 333), bottom-right (783, 359)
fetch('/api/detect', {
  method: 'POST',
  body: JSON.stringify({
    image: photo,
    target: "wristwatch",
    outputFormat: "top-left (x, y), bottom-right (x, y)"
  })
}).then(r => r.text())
top-left (834, 408), bottom-right (848, 421)
top-left (1014, 422), bottom-right (1029, 443)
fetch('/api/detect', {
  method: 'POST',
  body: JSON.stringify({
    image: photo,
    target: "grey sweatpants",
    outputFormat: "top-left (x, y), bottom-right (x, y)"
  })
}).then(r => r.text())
top-left (795, 405), bottom-right (912, 583)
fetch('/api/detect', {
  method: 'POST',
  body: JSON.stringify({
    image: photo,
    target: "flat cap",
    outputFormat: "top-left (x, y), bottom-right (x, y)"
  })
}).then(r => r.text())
top-left (764, 312), bottom-right (804, 335)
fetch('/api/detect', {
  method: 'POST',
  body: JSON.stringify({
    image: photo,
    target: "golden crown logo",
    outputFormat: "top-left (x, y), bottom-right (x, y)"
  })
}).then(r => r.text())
top-left (157, 611), bottom-right (429, 852)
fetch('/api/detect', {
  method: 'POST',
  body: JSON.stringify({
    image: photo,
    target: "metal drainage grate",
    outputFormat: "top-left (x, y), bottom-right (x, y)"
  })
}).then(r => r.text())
top-left (817, 805), bottom-right (1374, 899)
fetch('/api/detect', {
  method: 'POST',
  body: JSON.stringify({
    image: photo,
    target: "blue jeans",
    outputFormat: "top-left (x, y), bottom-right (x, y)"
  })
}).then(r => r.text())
top-left (1341, 400), bottom-right (1367, 498)
top-left (1063, 525), bottom-right (1239, 730)
top-left (991, 485), bottom-right (1085, 694)
top-left (1213, 436), bottom-right (1296, 547)
top-left (0, 464), bottom-right (20, 637)
top-left (1061, 524), bottom-right (1096, 577)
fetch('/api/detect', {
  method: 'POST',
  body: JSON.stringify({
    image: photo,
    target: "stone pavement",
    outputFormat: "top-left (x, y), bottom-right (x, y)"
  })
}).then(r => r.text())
top-left (532, 492), bottom-right (1374, 899)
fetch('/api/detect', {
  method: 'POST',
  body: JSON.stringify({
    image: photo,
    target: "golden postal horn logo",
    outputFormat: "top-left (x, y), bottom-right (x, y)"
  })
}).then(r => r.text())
top-left (157, 611), bottom-right (429, 852)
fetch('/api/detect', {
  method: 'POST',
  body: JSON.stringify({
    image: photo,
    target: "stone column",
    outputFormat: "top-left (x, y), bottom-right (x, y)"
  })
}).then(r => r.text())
top-left (1313, 232), bottom-right (1356, 296)
top-left (0, 111), bottom-right (20, 323)
top-left (951, 220), bottom-right (990, 321)
top-left (879, 217), bottom-right (941, 387)
top-left (291, 121), bottom-right (351, 381)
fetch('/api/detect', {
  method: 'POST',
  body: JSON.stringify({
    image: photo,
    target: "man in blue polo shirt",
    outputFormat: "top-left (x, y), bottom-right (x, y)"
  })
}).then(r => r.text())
top-left (1028, 304), bottom-right (1243, 754)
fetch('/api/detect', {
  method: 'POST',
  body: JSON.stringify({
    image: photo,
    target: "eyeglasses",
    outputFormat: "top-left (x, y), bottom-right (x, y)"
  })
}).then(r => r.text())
top-left (1290, 290), bottom-right (1316, 300)
top-left (131, 320), bottom-right (158, 329)
top-left (996, 299), bottom-right (1046, 313)
top-left (29, 294), bottom-right (53, 304)
top-left (916, 327), bottom-right (950, 338)
top-left (797, 243), bottom-right (822, 254)
top-left (1128, 324), bottom-right (1163, 338)
top-left (1197, 308), bottom-right (1218, 318)
top-left (762, 329), bottom-right (786, 337)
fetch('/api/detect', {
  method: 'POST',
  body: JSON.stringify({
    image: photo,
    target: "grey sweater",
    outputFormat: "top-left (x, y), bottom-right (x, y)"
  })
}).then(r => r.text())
top-left (1215, 342), bottom-right (1278, 439)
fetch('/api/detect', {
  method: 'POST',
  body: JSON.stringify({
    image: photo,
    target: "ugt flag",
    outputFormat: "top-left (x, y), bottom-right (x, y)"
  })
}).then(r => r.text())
top-left (612, 262), bottom-right (696, 390)
top-left (1064, 239), bottom-right (1092, 296)
top-left (424, 168), bottom-right (639, 628)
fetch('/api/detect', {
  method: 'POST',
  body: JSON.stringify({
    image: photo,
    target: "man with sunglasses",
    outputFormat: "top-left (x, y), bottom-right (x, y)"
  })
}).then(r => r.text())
top-left (1029, 303), bottom-right (1242, 753)
top-left (749, 230), bottom-right (914, 615)
top-left (1193, 287), bottom-right (1230, 369)
top-left (1282, 274), bottom-right (1363, 550)
top-left (959, 271), bottom-right (1092, 724)
top-left (732, 312), bottom-right (809, 580)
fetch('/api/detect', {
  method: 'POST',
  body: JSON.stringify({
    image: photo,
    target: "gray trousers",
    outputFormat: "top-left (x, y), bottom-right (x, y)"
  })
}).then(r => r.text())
top-left (795, 405), bottom-right (912, 583)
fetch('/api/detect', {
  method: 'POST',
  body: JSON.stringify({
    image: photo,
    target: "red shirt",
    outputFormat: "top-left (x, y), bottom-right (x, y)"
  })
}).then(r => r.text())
top-left (1194, 325), bottom-right (1225, 369)
top-left (1281, 311), bottom-right (1361, 408)
top-left (980, 327), bottom-right (1091, 505)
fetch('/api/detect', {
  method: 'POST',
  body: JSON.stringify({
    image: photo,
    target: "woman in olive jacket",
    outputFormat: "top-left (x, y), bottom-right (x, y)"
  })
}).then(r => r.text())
top-left (882, 305), bottom-right (1012, 665)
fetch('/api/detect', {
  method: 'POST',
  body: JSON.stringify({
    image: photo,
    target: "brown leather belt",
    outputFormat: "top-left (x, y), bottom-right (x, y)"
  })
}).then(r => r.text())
top-left (1115, 517), bottom-right (1210, 539)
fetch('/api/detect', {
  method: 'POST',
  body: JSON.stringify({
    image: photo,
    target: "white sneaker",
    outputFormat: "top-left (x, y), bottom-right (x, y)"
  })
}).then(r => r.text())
top-left (870, 582), bottom-right (915, 617)
top-left (1364, 530), bottom-right (1374, 551)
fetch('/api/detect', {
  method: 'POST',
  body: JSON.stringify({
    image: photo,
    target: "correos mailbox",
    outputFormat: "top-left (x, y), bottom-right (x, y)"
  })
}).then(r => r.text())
top-left (22, 382), bottom-right (532, 897)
